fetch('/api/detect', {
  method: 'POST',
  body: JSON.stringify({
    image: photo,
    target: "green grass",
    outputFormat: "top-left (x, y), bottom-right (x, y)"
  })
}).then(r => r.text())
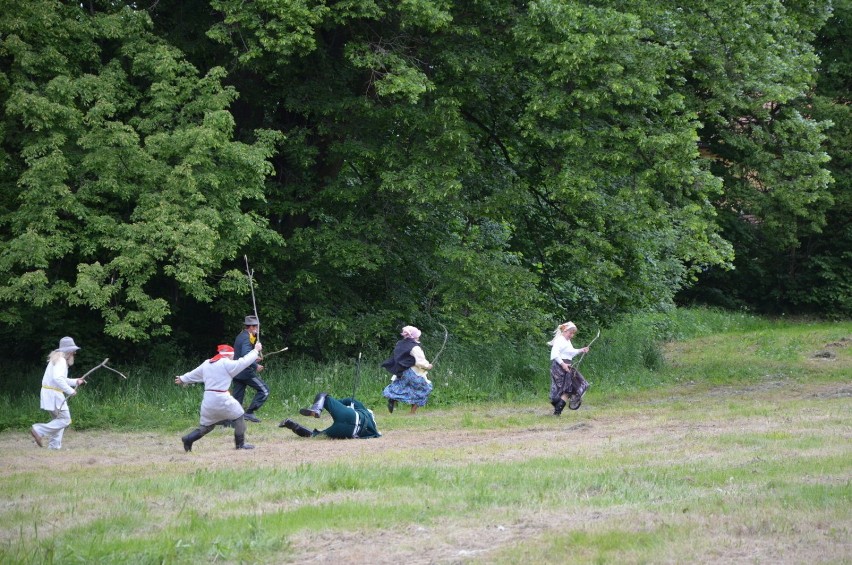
top-left (6, 306), bottom-right (836, 433)
top-left (2, 383), bottom-right (850, 562)
top-left (1, 308), bottom-right (850, 563)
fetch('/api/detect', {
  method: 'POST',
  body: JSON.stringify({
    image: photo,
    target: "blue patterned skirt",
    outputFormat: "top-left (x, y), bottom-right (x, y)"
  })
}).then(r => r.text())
top-left (382, 368), bottom-right (433, 407)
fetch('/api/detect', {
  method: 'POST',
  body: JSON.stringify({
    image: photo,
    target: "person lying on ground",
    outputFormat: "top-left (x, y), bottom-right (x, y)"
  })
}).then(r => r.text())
top-left (279, 392), bottom-right (381, 439)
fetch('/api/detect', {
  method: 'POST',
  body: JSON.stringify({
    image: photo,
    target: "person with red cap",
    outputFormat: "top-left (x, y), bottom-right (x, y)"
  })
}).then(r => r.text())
top-left (174, 340), bottom-right (263, 452)
top-left (30, 337), bottom-right (86, 450)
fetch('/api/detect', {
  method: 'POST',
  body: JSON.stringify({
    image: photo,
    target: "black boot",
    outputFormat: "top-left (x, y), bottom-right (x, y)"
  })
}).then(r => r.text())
top-left (553, 399), bottom-right (566, 416)
top-left (235, 434), bottom-right (255, 450)
top-left (387, 398), bottom-right (396, 413)
top-left (181, 429), bottom-right (205, 452)
top-left (279, 418), bottom-right (314, 438)
top-left (299, 392), bottom-right (328, 418)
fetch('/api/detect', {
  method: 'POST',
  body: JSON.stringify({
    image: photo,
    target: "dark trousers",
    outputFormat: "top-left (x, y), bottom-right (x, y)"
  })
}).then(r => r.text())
top-left (232, 376), bottom-right (269, 413)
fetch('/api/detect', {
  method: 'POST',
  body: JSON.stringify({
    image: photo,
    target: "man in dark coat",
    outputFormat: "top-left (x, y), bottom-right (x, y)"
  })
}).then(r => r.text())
top-left (231, 315), bottom-right (269, 422)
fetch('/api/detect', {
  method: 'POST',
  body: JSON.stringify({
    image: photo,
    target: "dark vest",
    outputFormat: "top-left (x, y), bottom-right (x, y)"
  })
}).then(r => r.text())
top-left (380, 338), bottom-right (418, 376)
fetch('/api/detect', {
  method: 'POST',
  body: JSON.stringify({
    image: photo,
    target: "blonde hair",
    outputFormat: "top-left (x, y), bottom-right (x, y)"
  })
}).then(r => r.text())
top-left (547, 321), bottom-right (577, 346)
top-left (48, 350), bottom-right (72, 365)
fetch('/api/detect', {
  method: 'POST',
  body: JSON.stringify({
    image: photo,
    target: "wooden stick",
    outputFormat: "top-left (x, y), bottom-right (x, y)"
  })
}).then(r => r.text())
top-left (244, 255), bottom-right (260, 341)
top-left (262, 347), bottom-right (289, 359)
top-left (79, 358), bottom-right (110, 381)
top-left (58, 359), bottom-right (128, 410)
top-left (102, 363), bottom-right (128, 379)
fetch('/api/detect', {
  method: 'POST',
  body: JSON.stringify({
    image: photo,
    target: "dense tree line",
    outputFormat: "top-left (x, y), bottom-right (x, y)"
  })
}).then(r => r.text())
top-left (680, 0), bottom-right (851, 316)
top-left (0, 0), bottom-right (847, 362)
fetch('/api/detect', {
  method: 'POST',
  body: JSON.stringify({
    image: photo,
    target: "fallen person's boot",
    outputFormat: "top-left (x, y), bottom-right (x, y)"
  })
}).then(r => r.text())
top-left (280, 418), bottom-right (314, 438)
top-left (299, 392), bottom-right (328, 418)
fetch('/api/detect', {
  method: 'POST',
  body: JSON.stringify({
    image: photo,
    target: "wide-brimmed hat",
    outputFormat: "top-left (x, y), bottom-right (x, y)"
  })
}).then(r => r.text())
top-left (244, 315), bottom-right (260, 326)
top-left (57, 336), bottom-right (81, 353)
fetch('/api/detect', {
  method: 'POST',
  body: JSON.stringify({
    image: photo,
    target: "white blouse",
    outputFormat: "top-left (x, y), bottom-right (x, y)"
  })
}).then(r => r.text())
top-left (549, 334), bottom-right (583, 361)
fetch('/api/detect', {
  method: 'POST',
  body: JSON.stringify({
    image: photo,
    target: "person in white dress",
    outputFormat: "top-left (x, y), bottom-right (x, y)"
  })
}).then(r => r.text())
top-left (31, 337), bottom-right (86, 450)
top-left (175, 341), bottom-right (262, 452)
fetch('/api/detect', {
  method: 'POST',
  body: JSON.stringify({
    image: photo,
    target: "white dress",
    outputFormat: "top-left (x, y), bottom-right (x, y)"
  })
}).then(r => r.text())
top-left (33, 357), bottom-right (81, 449)
top-left (178, 350), bottom-right (259, 426)
top-left (39, 356), bottom-right (79, 410)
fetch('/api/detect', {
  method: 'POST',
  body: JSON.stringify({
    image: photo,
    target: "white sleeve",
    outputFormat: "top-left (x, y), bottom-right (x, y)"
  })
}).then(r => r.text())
top-left (226, 349), bottom-right (259, 377)
top-left (411, 346), bottom-right (430, 369)
top-left (53, 359), bottom-right (77, 395)
top-left (179, 363), bottom-right (206, 384)
top-left (549, 335), bottom-right (565, 360)
top-left (562, 339), bottom-right (583, 360)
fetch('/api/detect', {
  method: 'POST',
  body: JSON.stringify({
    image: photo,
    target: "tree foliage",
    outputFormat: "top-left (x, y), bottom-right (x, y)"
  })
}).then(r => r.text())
top-left (0, 0), bottom-right (844, 362)
top-left (677, 0), bottom-right (850, 316)
top-left (0, 1), bottom-right (281, 354)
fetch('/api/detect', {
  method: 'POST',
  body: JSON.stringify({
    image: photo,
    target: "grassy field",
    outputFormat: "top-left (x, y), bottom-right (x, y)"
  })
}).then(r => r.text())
top-left (1, 313), bottom-right (849, 563)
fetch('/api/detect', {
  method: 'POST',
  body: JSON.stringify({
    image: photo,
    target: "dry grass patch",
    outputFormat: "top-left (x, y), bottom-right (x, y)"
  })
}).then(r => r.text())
top-left (1, 380), bottom-right (849, 564)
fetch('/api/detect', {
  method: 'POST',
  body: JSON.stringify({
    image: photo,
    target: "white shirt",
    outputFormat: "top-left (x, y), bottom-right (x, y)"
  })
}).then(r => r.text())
top-left (178, 350), bottom-right (259, 426)
top-left (40, 356), bottom-right (80, 411)
top-left (549, 334), bottom-right (583, 361)
top-left (410, 345), bottom-right (431, 376)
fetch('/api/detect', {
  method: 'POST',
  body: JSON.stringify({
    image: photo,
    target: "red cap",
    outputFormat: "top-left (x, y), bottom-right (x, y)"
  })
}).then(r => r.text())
top-left (210, 344), bottom-right (235, 363)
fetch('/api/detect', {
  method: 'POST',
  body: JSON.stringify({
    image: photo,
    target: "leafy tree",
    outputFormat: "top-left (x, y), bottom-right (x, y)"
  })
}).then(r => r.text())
top-left (0, 0), bottom-right (844, 364)
top-left (176, 0), bottom-right (740, 351)
top-left (651, 0), bottom-right (840, 313)
top-left (783, 0), bottom-right (852, 316)
top-left (0, 1), bottom-right (281, 355)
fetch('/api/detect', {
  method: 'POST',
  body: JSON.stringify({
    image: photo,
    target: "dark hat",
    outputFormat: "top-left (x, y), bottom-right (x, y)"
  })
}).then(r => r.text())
top-left (244, 315), bottom-right (260, 326)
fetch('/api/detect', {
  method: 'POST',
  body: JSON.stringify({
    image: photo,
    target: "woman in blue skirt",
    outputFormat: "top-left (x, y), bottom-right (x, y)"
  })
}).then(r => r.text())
top-left (381, 325), bottom-right (433, 414)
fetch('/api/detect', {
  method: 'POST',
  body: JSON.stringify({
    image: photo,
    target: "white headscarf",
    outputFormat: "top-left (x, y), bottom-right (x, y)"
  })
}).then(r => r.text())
top-left (547, 321), bottom-right (577, 345)
top-left (400, 325), bottom-right (422, 340)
